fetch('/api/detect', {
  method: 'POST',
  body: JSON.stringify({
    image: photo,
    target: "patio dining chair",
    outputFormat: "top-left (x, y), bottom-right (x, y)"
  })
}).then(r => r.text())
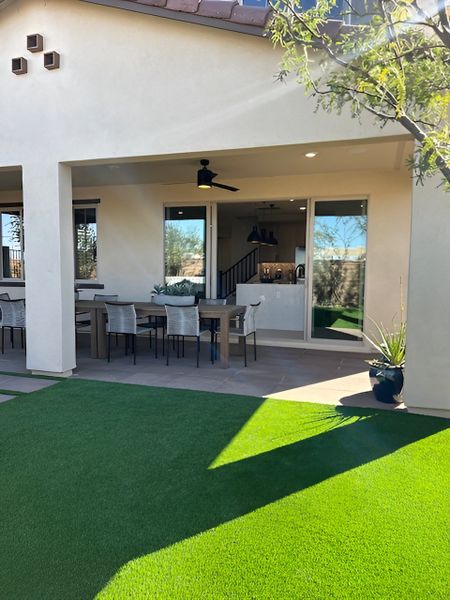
top-left (0, 299), bottom-right (26, 354)
top-left (198, 297), bottom-right (227, 353)
top-left (216, 302), bottom-right (260, 367)
top-left (76, 293), bottom-right (119, 341)
top-left (165, 304), bottom-right (211, 368)
top-left (105, 302), bottom-right (152, 365)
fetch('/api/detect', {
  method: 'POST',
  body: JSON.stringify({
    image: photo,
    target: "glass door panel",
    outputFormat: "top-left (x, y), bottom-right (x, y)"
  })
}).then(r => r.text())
top-left (311, 200), bottom-right (367, 341)
top-left (164, 206), bottom-right (207, 298)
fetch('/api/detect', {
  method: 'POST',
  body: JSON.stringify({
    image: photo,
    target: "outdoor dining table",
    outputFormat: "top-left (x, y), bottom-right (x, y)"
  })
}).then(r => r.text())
top-left (75, 300), bottom-right (245, 369)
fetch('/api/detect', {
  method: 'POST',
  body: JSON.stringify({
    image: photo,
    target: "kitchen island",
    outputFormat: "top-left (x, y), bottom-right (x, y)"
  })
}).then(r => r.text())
top-left (236, 282), bottom-right (305, 331)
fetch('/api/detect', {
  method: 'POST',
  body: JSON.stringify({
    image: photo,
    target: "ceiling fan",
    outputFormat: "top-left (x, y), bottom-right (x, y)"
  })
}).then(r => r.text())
top-left (197, 159), bottom-right (239, 192)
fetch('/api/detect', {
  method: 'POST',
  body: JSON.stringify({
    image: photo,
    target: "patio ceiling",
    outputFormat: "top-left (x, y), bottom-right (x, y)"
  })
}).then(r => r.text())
top-left (0, 137), bottom-right (413, 192)
top-left (69, 137), bottom-right (413, 188)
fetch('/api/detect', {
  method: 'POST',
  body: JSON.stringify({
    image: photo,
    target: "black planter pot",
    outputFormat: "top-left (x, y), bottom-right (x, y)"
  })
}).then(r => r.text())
top-left (369, 365), bottom-right (404, 404)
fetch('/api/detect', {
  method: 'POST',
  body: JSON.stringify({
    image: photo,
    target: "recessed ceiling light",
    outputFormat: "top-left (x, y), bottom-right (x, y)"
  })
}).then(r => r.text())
top-left (299, 206), bottom-right (306, 211)
top-left (305, 152), bottom-right (317, 158)
top-left (178, 210), bottom-right (184, 215)
top-left (289, 198), bottom-right (295, 202)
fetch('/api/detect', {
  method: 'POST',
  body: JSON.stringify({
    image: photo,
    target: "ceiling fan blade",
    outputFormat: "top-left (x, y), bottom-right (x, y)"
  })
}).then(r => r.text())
top-left (211, 181), bottom-right (239, 192)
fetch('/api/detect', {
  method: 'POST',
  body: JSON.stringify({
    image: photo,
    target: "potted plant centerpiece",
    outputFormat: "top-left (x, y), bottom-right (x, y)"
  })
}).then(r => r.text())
top-left (151, 280), bottom-right (196, 306)
top-left (364, 319), bottom-right (406, 404)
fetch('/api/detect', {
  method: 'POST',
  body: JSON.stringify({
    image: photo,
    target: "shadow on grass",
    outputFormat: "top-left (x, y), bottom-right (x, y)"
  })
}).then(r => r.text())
top-left (0, 379), bottom-right (447, 600)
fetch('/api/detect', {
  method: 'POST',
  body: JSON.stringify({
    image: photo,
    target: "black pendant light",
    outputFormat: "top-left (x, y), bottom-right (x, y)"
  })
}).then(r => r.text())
top-left (247, 225), bottom-right (261, 244)
top-left (259, 228), bottom-right (269, 245)
top-left (267, 231), bottom-right (278, 246)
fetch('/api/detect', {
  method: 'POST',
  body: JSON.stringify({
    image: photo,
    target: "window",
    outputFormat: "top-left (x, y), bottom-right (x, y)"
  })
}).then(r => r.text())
top-left (1, 209), bottom-right (24, 280)
top-left (164, 206), bottom-right (207, 298)
top-left (74, 207), bottom-right (97, 280)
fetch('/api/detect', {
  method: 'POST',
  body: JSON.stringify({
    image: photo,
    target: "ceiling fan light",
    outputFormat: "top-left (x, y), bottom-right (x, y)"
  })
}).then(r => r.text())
top-left (197, 168), bottom-right (212, 189)
top-left (247, 225), bottom-right (261, 244)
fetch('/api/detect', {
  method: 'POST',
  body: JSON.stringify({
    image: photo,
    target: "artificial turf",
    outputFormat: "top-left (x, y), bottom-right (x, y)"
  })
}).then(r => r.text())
top-left (0, 379), bottom-right (448, 599)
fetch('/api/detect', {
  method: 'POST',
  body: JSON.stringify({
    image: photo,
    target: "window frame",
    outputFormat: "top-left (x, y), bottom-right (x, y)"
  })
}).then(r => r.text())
top-left (73, 204), bottom-right (99, 284)
top-left (0, 206), bottom-right (25, 283)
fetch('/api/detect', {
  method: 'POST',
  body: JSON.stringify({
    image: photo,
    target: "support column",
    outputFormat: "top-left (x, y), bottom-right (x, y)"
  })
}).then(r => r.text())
top-left (403, 176), bottom-right (450, 412)
top-left (22, 161), bottom-right (76, 376)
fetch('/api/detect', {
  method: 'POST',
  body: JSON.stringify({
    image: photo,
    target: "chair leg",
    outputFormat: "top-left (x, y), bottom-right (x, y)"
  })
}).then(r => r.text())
top-left (196, 336), bottom-right (200, 368)
top-left (125, 334), bottom-right (128, 356)
top-left (115, 333), bottom-right (119, 347)
top-left (254, 332), bottom-right (257, 361)
top-left (244, 336), bottom-right (247, 367)
top-left (154, 327), bottom-right (158, 359)
top-left (166, 335), bottom-right (170, 366)
top-left (21, 328), bottom-right (24, 349)
top-left (162, 324), bottom-right (165, 356)
top-left (182, 337), bottom-right (185, 358)
top-left (11, 328), bottom-right (14, 349)
top-left (210, 329), bottom-right (214, 364)
top-left (107, 333), bottom-right (111, 362)
top-left (133, 335), bottom-right (136, 365)
top-left (1, 327), bottom-right (4, 354)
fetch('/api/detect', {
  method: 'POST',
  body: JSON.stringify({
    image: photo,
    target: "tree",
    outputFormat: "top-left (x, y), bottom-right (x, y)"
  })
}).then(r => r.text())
top-left (269, 0), bottom-right (450, 186)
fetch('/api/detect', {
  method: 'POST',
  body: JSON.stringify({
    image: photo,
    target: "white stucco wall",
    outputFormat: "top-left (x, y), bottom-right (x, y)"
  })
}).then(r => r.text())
top-left (404, 178), bottom-right (450, 411)
top-left (0, 0), bottom-right (404, 168)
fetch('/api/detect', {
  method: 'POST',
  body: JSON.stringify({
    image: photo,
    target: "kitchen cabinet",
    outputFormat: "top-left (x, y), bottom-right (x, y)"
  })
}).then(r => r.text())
top-left (236, 283), bottom-right (305, 332)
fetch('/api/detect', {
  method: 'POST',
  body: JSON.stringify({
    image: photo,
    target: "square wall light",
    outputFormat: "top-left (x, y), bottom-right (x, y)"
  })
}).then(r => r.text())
top-left (27, 34), bottom-right (43, 53)
top-left (44, 51), bottom-right (60, 70)
top-left (12, 57), bottom-right (27, 75)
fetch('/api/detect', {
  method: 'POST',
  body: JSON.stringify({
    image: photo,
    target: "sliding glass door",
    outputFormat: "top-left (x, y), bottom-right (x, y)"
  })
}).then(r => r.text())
top-left (309, 199), bottom-right (367, 342)
top-left (164, 206), bottom-right (208, 298)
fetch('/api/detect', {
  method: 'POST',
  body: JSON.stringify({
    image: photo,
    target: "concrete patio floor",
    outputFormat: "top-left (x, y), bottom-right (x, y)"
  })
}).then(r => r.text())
top-left (0, 332), bottom-right (418, 413)
top-left (2, 332), bottom-right (448, 417)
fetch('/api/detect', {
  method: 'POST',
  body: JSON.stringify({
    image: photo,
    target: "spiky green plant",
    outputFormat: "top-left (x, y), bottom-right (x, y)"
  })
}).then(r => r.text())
top-left (364, 320), bottom-right (406, 368)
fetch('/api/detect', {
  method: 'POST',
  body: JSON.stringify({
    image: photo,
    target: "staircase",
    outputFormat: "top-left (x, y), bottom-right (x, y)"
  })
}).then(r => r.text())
top-left (218, 247), bottom-right (259, 299)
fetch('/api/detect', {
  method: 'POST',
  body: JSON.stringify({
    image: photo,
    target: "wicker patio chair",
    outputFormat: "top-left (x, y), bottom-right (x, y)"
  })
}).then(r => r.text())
top-left (105, 302), bottom-right (152, 365)
top-left (165, 304), bottom-right (210, 368)
top-left (0, 299), bottom-right (26, 353)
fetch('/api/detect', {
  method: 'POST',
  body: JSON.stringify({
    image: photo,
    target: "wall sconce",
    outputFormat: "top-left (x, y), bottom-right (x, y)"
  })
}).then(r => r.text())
top-left (44, 51), bottom-right (60, 70)
top-left (27, 34), bottom-right (43, 53)
top-left (12, 57), bottom-right (27, 75)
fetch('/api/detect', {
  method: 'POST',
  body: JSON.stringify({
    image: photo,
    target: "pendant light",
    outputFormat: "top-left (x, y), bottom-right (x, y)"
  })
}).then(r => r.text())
top-left (267, 231), bottom-right (278, 246)
top-left (259, 228), bottom-right (269, 245)
top-left (247, 225), bottom-right (261, 244)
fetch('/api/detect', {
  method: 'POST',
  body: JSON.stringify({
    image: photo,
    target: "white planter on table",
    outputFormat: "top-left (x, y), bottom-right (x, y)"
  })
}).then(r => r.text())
top-left (152, 294), bottom-right (196, 306)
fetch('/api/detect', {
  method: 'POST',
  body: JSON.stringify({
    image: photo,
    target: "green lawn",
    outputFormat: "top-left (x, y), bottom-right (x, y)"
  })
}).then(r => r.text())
top-left (313, 306), bottom-right (363, 329)
top-left (0, 379), bottom-right (448, 599)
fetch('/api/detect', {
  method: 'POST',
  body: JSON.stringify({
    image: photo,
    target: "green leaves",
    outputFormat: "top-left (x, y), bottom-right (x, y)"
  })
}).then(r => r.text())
top-left (364, 320), bottom-right (406, 367)
top-left (269, 0), bottom-right (450, 186)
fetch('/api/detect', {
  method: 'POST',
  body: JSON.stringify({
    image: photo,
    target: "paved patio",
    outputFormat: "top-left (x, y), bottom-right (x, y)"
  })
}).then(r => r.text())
top-left (0, 332), bottom-right (411, 412)
top-left (1, 333), bottom-right (448, 417)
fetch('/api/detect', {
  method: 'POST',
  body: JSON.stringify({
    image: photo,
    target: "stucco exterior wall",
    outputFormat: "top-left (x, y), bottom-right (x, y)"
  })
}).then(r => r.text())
top-left (0, 0), bottom-right (404, 167)
top-left (404, 178), bottom-right (450, 411)
top-left (0, 170), bottom-right (411, 328)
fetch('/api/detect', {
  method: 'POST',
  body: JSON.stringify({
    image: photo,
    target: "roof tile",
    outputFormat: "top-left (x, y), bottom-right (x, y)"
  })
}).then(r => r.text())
top-left (196, 0), bottom-right (238, 20)
top-left (229, 5), bottom-right (271, 26)
top-left (136, 0), bottom-right (168, 8)
top-left (166, 0), bottom-right (200, 13)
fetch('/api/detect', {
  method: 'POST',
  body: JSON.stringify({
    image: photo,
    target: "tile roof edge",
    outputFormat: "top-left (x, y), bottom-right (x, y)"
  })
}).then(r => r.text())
top-left (80, 0), bottom-right (270, 37)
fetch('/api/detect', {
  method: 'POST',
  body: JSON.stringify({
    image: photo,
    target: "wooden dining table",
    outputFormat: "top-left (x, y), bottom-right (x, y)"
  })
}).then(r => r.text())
top-left (75, 300), bottom-right (245, 369)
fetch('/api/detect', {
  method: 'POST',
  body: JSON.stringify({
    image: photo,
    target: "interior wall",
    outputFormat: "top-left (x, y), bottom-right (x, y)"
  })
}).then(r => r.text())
top-left (218, 212), bottom-right (307, 272)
